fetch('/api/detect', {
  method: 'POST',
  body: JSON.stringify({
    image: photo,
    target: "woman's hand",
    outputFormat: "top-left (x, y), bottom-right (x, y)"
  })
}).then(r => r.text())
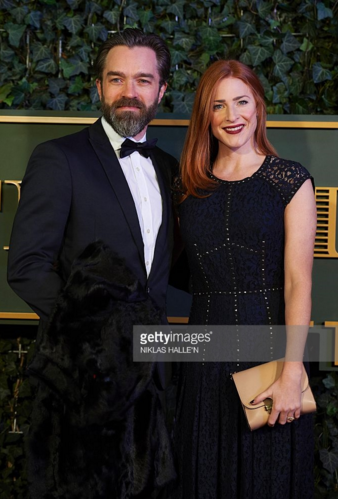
top-left (250, 362), bottom-right (303, 427)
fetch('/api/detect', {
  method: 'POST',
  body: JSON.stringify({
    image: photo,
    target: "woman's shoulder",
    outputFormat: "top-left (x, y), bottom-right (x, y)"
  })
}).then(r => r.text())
top-left (264, 155), bottom-right (311, 178)
top-left (260, 156), bottom-right (313, 205)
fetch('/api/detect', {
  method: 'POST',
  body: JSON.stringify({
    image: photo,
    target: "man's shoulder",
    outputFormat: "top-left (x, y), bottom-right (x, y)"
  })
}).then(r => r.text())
top-left (35, 119), bottom-right (102, 152)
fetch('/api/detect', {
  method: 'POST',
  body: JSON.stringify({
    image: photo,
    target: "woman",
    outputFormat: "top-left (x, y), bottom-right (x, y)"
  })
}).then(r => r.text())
top-left (170, 60), bottom-right (317, 499)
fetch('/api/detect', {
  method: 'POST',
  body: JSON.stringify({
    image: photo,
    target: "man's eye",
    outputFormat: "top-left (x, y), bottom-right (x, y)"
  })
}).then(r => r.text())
top-left (139, 79), bottom-right (151, 84)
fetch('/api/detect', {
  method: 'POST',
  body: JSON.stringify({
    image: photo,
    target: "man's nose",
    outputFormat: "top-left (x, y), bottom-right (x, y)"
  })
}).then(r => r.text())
top-left (121, 79), bottom-right (137, 98)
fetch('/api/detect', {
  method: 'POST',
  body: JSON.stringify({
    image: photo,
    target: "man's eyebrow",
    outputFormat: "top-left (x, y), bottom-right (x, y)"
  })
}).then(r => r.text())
top-left (106, 71), bottom-right (155, 79)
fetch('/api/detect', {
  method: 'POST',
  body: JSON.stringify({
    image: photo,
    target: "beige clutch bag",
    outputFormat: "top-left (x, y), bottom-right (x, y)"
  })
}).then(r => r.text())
top-left (231, 359), bottom-right (316, 431)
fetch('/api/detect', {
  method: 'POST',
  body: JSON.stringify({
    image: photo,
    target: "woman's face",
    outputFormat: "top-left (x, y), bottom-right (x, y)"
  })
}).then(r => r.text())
top-left (210, 77), bottom-right (258, 155)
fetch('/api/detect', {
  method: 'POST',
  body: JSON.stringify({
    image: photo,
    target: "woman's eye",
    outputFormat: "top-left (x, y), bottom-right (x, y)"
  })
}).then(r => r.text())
top-left (238, 100), bottom-right (248, 105)
top-left (213, 104), bottom-right (223, 110)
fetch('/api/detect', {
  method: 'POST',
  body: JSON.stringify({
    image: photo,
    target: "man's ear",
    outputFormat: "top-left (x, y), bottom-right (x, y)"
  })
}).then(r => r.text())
top-left (96, 79), bottom-right (102, 100)
top-left (158, 82), bottom-right (167, 103)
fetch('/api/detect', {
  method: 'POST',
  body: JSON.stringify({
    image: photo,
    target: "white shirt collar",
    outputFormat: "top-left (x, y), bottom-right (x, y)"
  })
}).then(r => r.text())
top-left (101, 117), bottom-right (147, 153)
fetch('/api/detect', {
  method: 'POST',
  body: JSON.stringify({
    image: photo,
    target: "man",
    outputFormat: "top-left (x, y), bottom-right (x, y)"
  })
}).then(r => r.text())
top-left (8, 28), bottom-right (178, 325)
top-left (7, 29), bottom-right (178, 497)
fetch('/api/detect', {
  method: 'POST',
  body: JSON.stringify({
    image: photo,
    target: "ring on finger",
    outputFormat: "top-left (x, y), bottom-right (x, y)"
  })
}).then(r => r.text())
top-left (287, 416), bottom-right (295, 422)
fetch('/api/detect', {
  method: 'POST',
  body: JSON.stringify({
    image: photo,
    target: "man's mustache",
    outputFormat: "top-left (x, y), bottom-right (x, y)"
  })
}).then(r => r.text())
top-left (111, 98), bottom-right (145, 110)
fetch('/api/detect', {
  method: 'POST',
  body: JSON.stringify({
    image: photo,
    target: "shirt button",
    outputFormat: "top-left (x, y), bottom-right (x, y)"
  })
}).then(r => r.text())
top-left (147, 229), bottom-right (150, 233)
top-left (146, 261), bottom-right (149, 266)
top-left (144, 197), bottom-right (147, 202)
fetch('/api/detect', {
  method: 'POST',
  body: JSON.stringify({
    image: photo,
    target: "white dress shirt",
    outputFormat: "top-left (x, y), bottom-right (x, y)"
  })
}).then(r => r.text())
top-left (101, 117), bottom-right (162, 276)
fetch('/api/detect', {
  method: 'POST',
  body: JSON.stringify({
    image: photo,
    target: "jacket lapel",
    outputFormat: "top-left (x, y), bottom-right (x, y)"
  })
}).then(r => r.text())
top-left (88, 119), bottom-right (145, 267)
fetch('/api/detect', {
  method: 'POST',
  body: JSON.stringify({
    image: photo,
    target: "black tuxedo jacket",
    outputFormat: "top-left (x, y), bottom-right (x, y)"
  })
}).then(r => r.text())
top-left (7, 118), bottom-right (178, 323)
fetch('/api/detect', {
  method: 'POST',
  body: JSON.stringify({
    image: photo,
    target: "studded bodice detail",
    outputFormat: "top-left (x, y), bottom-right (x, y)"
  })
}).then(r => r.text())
top-left (177, 155), bottom-right (312, 327)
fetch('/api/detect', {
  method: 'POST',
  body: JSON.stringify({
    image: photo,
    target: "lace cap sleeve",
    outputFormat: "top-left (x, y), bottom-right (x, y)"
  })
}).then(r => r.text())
top-left (260, 156), bottom-right (314, 206)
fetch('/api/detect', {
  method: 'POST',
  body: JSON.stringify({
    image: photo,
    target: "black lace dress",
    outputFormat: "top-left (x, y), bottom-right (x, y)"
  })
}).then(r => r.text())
top-left (170, 156), bottom-right (314, 499)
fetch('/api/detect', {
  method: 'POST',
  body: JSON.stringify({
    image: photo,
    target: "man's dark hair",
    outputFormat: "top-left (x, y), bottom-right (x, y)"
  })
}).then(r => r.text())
top-left (95, 29), bottom-right (171, 86)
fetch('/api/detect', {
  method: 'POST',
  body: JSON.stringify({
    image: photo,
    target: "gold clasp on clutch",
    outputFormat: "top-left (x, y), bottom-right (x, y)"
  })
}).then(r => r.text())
top-left (263, 398), bottom-right (273, 414)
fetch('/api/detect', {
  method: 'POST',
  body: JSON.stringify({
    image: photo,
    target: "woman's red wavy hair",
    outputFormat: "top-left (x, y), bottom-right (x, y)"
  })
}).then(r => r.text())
top-left (180, 60), bottom-right (277, 199)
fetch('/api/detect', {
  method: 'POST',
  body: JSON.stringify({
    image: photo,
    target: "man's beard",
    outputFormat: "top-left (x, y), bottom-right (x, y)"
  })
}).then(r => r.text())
top-left (101, 95), bottom-right (159, 138)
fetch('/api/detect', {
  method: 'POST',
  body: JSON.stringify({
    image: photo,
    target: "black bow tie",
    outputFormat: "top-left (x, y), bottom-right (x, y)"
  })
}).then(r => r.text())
top-left (120, 138), bottom-right (158, 159)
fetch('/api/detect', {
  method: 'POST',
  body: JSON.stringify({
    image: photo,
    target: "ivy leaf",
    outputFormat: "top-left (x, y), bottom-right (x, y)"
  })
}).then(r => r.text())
top-left (191, 52), bottom-right (209, 73)
top-left (173, 93), bottom-right (194, 114)
top-left (25, 11), bottom-right (42, 29)
top-left (174, 31), bottom-right (194, 51)
top-left (237, 21), bottom-right (256, 38)
top-left (247, 45), bottom-right (273, 66)
top-left (55, 12), bottom-right (67, 30)
top-left (257, 72), bottom-right (270, 94)
top-left (258, 35), bottom-right (274, 47)
top-left (199, 26), bottom-right (221, 49)
top-left (47, 93), bottom-right (68, 110)
top-left (35, 58), bottom-right (58, 74)
top-left (18, 379), bottom-right (32, 398)
top-left (289, 71), bottom-right (303, 96)
top-left (68, 75), bottom-right (84, 94)
top-left (281, 31), bottom-right (300, 54)
top-left (48, 78), bottom-right (66, 96)
top-left (0, 43), bottom-right (15, 63)
top-left (77, 45), bottom-right (91, 62)
top-left (90, 85), bottom-right (100, 104)
top-left (103, 8), bottom-right (120, 25)
top-left (84, 23), bottom-right (108, 42)
top-left (90, 2), bottom-right (104, 15)
top-left (123, 2), bottom-right (139, 20)
top-left (319, 449), bottom-right (338, 473)
top-left (32, 42), bottom-right (52, 62)
top-left (63, 15), bottom-right (84, 34)
top-left (300, 37), bottom-right (313, 52)
top-left (272, 50), bottom-right (293, 78)
top-left (167, 1), bottom-right (185, 19)
top-left (60, 57), bottom-right (88, 78)
top-left (317, 2), bottom-right (333, 21)
top-left (173, 68), bottom-right (191, 87)
top-left (0, 0), bottom-right (15, 8)
top-left (257, 1), bottom-right (273, 20)
top-left (170, 48), bottom-right (186, 65)
top-left (138, 9), bottom-right (153, 26)
top-left (312, 62), bottom-right (332, 83)
top-left (327, 401), bottom-right (338, 417)
top-left (4, 23), bottom-right (26, 48)
top-left (239, 50), bottom-right (252, 65)
top-left (10, 6), bottom-right (28, 24)
top-left (68, 35), bottom-right (83, 47)
top-left (292, 100), bottom-right (308, 114)
top-left (323, 374), bottom-right (336, 389)
top-left (67, 0), bottom-right (83, 8)
top-left (162, 19), bottom-right (177, 34)
top-left (0, 83), bottom-right (12, 103)
top-left (272, 82), bottom-right (288, 104)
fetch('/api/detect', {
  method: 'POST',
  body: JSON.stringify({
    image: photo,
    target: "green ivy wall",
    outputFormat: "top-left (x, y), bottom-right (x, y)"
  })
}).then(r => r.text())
top-left (0, 0), bottom-right (337, 114)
